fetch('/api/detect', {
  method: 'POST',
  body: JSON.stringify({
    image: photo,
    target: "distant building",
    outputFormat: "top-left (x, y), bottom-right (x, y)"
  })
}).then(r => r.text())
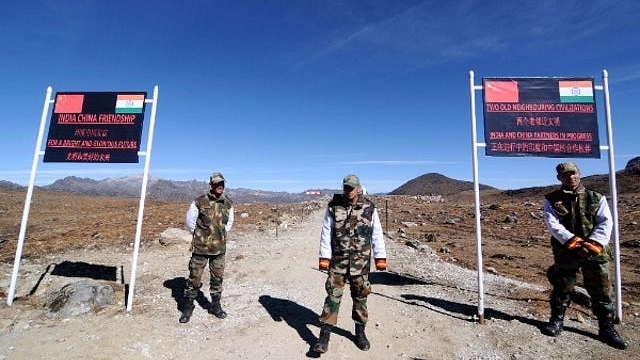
top-left (305, 189), bottom-right (322, 195)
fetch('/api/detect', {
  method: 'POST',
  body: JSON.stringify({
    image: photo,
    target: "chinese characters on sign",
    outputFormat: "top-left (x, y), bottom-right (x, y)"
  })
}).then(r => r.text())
top-left (482, 77), bottom-right (600, 158)
top-left (44, 92), bottom-right (147, 163)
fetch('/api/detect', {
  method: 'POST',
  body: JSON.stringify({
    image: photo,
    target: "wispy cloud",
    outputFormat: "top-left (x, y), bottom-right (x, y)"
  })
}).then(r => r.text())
top-left (291, 0), bottom-right (636, 80)
top-left (609, 63), bottom-right (640, 84)
top-left (292, 2), bottom-right (504, 75)
top-left (616, 153), bottom-right (640, 159)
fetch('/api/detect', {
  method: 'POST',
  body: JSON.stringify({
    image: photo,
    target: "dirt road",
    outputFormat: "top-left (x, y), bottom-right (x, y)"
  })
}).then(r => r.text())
top-left (1, 208), bottom-right (638, 359)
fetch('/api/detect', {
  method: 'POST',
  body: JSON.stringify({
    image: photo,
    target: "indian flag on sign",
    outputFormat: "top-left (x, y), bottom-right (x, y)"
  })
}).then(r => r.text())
top-left (115, 94), bottom-right (145, 113)
top-left (558, 80), bottom-right (593, 103)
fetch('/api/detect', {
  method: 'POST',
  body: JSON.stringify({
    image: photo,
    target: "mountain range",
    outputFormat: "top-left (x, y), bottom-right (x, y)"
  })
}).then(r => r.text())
top-left (0, 156), bottom-right (638, 203)
top-left (0, 173), bottom-right (493, 204)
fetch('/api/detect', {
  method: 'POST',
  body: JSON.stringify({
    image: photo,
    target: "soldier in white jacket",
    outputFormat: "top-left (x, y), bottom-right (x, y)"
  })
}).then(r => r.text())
top-left (180, 172), bottom-right (234, 323)
top-left (542, 162), bottom-right (626, 350)
top-left (313, 174), bottom-right (387, 353)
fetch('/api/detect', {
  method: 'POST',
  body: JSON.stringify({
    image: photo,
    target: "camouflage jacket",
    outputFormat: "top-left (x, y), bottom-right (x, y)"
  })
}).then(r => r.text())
top-left (543, 184), bottom-right (612, 247)
top-left (190, 192), bottom-right (233, 255)
top-left (319, 194), bottom-right (386, 275)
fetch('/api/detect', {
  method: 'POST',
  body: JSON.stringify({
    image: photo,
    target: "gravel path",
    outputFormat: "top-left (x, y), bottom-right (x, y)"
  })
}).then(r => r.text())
top-left (1, 208), bottom-right (637, 359)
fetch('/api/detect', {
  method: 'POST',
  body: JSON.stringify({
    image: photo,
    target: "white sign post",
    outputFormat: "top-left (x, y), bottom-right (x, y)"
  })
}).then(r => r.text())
top-left (7, 86), bottom-right (159, 314)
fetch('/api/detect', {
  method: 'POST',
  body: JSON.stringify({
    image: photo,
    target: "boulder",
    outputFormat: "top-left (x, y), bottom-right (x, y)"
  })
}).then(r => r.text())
top-left (159, 227), bottom-right (192, 245)
top-left (46, 280), bottom-right (115, 318)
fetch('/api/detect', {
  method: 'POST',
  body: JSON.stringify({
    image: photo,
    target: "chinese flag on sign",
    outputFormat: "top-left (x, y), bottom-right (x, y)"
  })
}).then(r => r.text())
top-left (484, 81), bottom-right (519, 103)
top-left (54, 94), bottom-right (85, 113)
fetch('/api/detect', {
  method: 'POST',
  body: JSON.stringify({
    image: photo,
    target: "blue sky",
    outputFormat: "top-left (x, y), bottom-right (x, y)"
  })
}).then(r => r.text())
top-left (1, 1), bottom-right (639, 193)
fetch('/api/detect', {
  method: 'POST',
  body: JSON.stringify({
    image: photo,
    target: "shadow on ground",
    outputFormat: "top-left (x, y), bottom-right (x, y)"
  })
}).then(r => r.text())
top-left (162, 277), bottom-right (209, 311)
top-left (399, 293), bottom-right (599, 341)
top-left (24, 261), bottom-right (121, 299)
top-left (258, 294), bottom-right (357, 358)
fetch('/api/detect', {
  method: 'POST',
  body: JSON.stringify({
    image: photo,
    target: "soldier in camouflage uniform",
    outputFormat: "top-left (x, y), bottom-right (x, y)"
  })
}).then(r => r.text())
top-left (542, 162), bottom-right (627, 349)
top-left (179, 172), bottom-right (234, 323)
top-left (313, 174), bottom-right (387, 353)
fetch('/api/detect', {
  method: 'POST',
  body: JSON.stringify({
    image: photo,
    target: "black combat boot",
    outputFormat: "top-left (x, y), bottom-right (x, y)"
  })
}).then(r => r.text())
top-left (313, 323), bottom-right (332, 353)
top-left (208, 293), bottom-right (227, 319)
top-left (598, 314), bottom-right (628, 350)
top-left (542, 305), bottom-right (565, 336)
top-left (355, 323), bottom-right (371, 351)
top-left (179, 300), bottom-right (195, 323)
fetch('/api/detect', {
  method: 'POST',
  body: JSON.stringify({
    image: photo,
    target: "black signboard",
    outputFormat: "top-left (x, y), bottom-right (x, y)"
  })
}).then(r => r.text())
top-left (44, 92), bottom-right (147, 163)
top-left (482, 77), bottom-right (599, 158)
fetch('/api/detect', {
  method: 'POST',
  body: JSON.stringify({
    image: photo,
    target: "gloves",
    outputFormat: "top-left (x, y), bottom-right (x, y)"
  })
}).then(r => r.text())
top-left (565, 236), bottom-right (584, 250)
top-left (319, 258), bottom-right (388, 271)
top-left (566, 236), bottom-right (603, 257)
top-left (319, 258), bottom-right (330, 271)
top-left (582, 239), bottom-right (603, 255)
top-left (375, 258), bottom-right (387, 271)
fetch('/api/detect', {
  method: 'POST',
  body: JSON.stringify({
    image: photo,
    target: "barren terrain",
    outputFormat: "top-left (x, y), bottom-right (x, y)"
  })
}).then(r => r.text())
top-left (0, 187), bottom-right (639, 359)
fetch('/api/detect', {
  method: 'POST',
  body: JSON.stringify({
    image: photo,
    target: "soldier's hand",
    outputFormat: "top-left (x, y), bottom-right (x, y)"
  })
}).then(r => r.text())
top-left (582, 239), bottom-right (604, 256)
top-left (565, 236), bottom-right (584, 250)
top-left (318, 258), bottom-right (330, 271)
top-left (566, 236), bottom-right (594, 258)
top-left (375, 258), bottom-right (387, 271)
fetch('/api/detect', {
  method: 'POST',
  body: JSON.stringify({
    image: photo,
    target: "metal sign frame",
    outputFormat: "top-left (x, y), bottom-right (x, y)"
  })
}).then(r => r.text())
top-left (468, 70), bottom-right (622, 323)
top-left (6, 86), bottom-right (159, 313)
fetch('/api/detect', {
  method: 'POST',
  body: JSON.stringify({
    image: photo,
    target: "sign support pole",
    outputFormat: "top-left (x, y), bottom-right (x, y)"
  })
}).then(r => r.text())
top-left (7, 86), bottom-right (54, 306)
top-left (127, 85), bottom-right (159, 312)
top-left (600, 70), bottom-right (623, 321)
top-left (469, 70), bottom-right (486, 323)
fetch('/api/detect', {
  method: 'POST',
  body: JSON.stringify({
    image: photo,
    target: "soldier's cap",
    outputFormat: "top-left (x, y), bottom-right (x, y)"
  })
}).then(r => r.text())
top-left (209, 172), bottom-right (225, 184)
top-left (556, 162), bottom-right (579, 174)
top-left (342, 174), bottom-right (360, 188)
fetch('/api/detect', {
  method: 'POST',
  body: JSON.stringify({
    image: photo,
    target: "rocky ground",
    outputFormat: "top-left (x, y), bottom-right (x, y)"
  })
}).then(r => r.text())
top-left (0, 188), bottom-right (639, 359)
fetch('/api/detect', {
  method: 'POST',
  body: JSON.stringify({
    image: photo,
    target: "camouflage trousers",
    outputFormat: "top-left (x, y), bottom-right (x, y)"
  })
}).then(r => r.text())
top-left (547, 239), bottom-right (614, 316)
top-left (184, 253), bottom-right (226, 300)
top-left (319, 271), bottom-right (371, 326)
